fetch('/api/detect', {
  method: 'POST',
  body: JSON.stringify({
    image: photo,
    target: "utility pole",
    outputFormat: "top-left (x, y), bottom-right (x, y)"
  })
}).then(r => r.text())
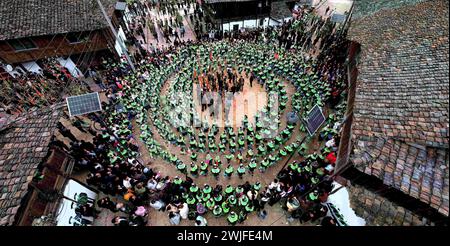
top-left (96, 0), bottom-right (136, 71)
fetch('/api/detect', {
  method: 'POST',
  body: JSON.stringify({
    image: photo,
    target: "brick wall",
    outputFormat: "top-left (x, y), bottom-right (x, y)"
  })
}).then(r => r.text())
top-left (348, 183), bottom-right (434, 226)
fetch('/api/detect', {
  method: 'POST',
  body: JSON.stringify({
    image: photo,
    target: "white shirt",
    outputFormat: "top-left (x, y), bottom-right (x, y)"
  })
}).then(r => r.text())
top-left (169, 213), bottom-right (181, 225)
top-left (123, 179), bottom-right (132, 189)
top-left (333, 122), bottom-right (341, 131)
top-left (147, 179), bottom-right (157, 190)
top-left (179, 203), bottom-right (189, 219)
top-left (150, 200), bottom-right (164, 210)
top-left (269, 182), bottom-right (281, 192)
top-left (325, 138), bottom-right (335, 148)
top-left (195, 216), bottom-right (207, 226)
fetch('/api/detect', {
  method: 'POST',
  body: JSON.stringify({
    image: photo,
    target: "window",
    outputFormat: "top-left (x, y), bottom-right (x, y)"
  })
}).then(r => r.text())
top-left (8, 38), bottom-right (37, 51)
top-left (66, 32), bottom-right (89, 44)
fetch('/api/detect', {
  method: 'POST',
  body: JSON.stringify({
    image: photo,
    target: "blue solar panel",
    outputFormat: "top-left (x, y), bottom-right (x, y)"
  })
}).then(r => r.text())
top-left (66, 92), bottom-right (102, 117)
top-left (331, 13), bottom-right (346, 23)
top-left (304, 104), bottom-right (325, 136)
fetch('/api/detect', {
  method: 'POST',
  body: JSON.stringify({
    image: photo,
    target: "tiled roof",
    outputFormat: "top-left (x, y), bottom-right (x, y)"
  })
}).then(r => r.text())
top-left (348, 0), bottom-right (449, 216)
top-left (0, 103), bottom-right (63, 226)
top-left (352, 0), bottom-right (427, 20)
top-left (0, 0), bottom-right (117, 41)
top-left (206, 0), bottom-right (255, 3)
top-left (349, 183), bottom-right (434, 226)
top-left (270, 1), bottom-right (292, 21)
top-left (352, 137), bottom-right (449, 216)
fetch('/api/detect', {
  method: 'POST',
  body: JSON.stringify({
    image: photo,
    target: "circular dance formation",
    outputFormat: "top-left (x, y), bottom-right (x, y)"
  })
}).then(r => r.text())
top-left (94, 35), bottom-right (346, 225)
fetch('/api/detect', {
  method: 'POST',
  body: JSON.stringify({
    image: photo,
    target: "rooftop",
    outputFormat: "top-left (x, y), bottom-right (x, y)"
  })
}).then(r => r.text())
top-left (270, 1), bottom-right (293, 21)
top-left (0, 0), bottom-right (117, 41)
top-left (0, 103), bottom-right (64, 225)
top-left (352, 0), bottom-right (427, 20)
top-left (348, 0), bottom-right (449, 216)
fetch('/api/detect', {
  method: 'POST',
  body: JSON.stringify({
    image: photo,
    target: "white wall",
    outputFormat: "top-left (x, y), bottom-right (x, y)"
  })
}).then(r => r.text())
top-left (327, 182), bottom-right (366, 226)
top-left (114, 26), bottom-right (128, 57)
top-left (21, 61), bottom-right (43, 75)
top-left (222, 16), bottom-right (293, 31)
top-left (57, 57), bottom-right (83, 78)
top-left (56, 179), bottom-right (98, 226)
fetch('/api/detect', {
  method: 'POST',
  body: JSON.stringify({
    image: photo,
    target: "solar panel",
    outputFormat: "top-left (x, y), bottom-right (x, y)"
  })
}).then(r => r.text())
top-left (304, 104), bottom-right (325, 136)
top-left (297, 0), bottom-right (312, 5)
top-left (331, 13), bottom-right (346, 23)
top-left (66, 92), bottom-right (102, 117)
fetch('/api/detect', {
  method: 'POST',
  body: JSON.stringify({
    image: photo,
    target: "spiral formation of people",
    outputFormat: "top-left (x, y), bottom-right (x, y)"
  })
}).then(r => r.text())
top-left (83, 1), bottom-right (350, 226)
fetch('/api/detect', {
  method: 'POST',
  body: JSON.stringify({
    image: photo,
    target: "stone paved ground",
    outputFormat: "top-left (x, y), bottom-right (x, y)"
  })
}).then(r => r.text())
top-left (135, 3), bottom-right (197, 51)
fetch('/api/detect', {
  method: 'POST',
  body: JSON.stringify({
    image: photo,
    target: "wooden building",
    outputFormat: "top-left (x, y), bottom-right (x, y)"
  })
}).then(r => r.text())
top-left (0, 0), bottom-right (119, 65)
top-left (0, 104), bottom-right (76, 226)
top-left (206, 0), bottom-right (272, 31)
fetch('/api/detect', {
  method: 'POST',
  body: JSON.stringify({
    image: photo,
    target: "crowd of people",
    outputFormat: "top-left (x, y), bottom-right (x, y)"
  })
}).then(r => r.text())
top-left (123, 0), bottom-right (209, 53)
top-left (279, 5), bottom-right (349, 107)
top-left (0, 57), bottom-right (90, 114)
top-left (81, 25), bottom-right (346, 227)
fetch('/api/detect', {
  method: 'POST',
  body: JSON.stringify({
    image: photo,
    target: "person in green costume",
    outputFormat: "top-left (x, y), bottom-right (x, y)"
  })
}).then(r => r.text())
top-left (190, 162), bottom-right (199, 177)
top-left (237, 164), bottom-right (246, 179)
top-left (260, 158), bottom-right (269, 173)
top-left (248, 158), bottom-right (257, 175)
top-left (190, 183), bottom-right (199, 194)
top-left (228, 195), bottom-right (237, 207)
top-left (206, 198), bottom-right (215, 210)
top-left (200, 161), bottom-right (208, 176)
top-left (221, 201), bottom-right (230, 214)
top-left (211, 164), bottom-right (221, 180)
top-left (177, 161), bottom-right (187, 174)
top-left (224, 164), bottom-right (234, 178)
top-left (225, 185), bottom-right (234, 195)
top-left (253, 182), bottom-right (262, 191)
top-left (173, 176), bottom-right (183, 186)
top-left (213, 205), bottom-right (223, 217)
top-left (239, 194), bottom-right (249, 207)
top-left (227, 211), bottom-right (238, 225)
top-left (289, 161), bottom-right (298, 172)
top-left (225, 153), bottom-right (234, 164)
top-left (236, 151), bottom-right (245, 164)
top-left (190, 151), bottom-right (198, 162)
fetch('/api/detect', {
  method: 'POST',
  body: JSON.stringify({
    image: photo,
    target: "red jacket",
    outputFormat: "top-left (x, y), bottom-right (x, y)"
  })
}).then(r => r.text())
top-left (326, 152), bottom-right (337, 164)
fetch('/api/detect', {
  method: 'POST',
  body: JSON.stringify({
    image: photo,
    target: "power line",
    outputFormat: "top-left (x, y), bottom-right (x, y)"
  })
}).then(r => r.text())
top-left (59, 29), bottom-right (98, 97)
top-left (96, 0), bottom-right (136, 71)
